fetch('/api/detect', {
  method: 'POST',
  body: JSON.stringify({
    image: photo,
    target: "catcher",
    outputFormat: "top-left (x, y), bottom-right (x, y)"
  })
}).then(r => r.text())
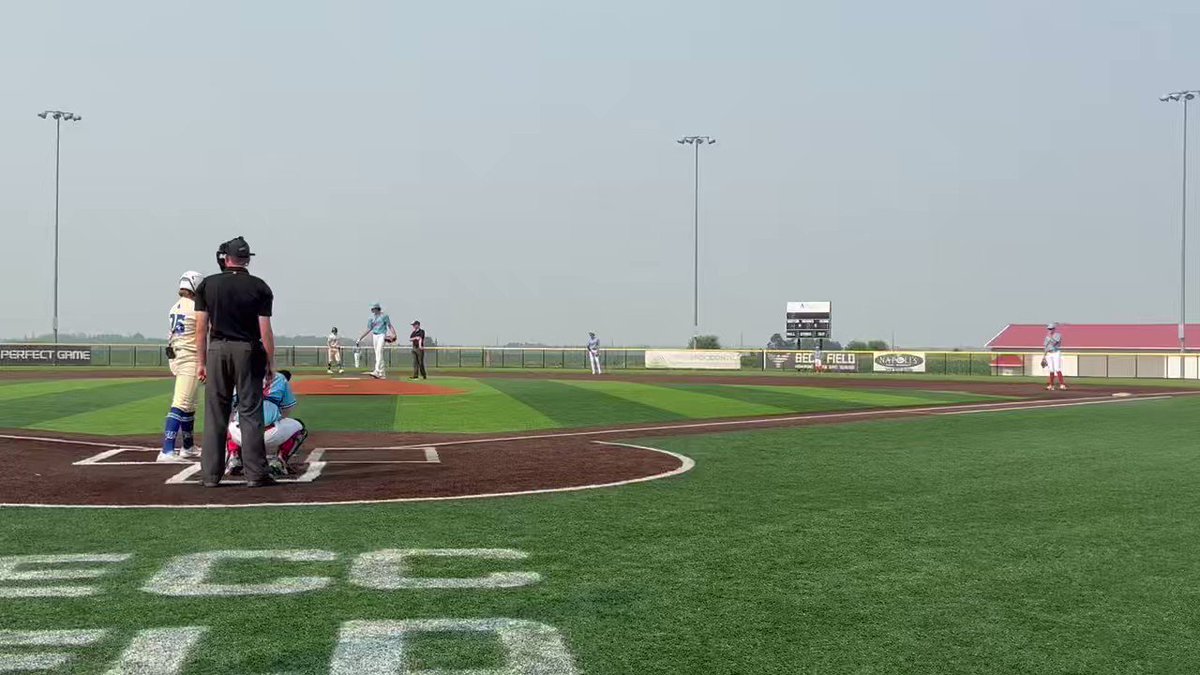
top-left (225, 369), bottom-right (308, 477)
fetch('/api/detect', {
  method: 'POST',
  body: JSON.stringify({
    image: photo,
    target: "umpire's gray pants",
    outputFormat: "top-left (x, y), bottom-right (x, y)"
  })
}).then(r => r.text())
top-left (202, 340), bottom-right (270, 483)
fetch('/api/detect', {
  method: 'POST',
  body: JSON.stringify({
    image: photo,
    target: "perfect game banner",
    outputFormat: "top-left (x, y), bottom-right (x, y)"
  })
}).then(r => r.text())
top-left (0, 345), bottom-right (93, 366)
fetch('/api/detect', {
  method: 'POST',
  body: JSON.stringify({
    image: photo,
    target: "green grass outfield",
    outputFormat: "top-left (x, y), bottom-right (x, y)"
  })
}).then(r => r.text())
top-left (0, 375), bottom-right (1003, 435)
top-left (1, 394), bottom-right (1198, 672)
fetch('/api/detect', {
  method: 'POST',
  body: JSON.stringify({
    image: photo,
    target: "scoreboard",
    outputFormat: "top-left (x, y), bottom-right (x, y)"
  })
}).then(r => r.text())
top-left (786, 301), bottom-right (832, 339)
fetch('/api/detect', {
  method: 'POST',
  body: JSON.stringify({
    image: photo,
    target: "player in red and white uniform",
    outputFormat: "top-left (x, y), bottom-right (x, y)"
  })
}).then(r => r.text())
top-left (1044, 323), bottom-right (1066, 391)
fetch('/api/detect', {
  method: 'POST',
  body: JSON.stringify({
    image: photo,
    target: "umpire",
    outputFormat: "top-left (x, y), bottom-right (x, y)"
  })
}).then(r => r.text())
top-left (194, 236), bottom-right (277, 488)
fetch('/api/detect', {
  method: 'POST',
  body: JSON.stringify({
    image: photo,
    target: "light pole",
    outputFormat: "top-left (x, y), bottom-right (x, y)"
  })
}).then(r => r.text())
top-left (37, 110), bottom-right (82, 345)
top-left (676, 135), bottom-right (716, 345)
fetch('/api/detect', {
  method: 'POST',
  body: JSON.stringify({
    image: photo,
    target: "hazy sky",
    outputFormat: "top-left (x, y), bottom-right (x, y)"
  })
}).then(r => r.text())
top-left (3, 1), bottom-right (1199, 348)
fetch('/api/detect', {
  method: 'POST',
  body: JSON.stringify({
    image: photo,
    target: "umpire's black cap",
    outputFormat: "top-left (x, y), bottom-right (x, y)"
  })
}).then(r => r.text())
top-left (222, 236), bottom-right (256, 259)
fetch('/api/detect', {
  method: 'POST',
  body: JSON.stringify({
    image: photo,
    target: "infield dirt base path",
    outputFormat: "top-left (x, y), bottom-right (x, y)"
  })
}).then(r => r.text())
top-left (0, 378), bottom-right (1185, 507)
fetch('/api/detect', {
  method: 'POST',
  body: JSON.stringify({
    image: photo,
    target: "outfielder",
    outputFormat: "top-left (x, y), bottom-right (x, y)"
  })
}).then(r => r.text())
top-left (158, 271), bottom-right (205, 463)
top-left (226, 369), bottom-right (307, 477)
top-left (357, 302), bottom-right (396, 379)
top-left (587, 332), bottom-right (602, 375)
top-left (1043, 322), bottom-right (1067, 390)
top-left (326, 327), bottom-right (344, 374)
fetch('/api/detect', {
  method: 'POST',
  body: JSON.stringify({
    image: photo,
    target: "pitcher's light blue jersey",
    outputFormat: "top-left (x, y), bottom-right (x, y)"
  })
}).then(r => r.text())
top-left (587, 335), bottom-right (600, 353)
top-left (367, 313), bottom-right (392, 335)
top-left (1044, 332), bottom-right (1062, 353)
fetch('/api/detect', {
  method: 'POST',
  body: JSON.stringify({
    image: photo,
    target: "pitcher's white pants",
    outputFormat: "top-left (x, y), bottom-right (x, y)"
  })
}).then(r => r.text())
top-left (373, 333), bottom-right (387, 376)
top-left (589, 351), bottom-right (602, 375)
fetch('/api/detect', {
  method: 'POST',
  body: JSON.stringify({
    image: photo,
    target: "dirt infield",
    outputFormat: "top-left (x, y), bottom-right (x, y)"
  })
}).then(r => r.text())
top-left (292, 377), bottom-right (465, 396)
top-left (0, 386), bottom-right (1185, 508)
top-left (0, 431), bottom-right (687, 508)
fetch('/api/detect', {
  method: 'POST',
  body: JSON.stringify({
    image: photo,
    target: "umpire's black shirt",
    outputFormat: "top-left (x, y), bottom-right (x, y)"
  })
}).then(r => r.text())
top-left (194, 269), bottom-right (274, 342)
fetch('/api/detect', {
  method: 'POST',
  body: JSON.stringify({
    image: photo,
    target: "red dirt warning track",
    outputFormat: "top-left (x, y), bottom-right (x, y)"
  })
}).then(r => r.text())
top-left (292, 377), bottom-right (465, 396)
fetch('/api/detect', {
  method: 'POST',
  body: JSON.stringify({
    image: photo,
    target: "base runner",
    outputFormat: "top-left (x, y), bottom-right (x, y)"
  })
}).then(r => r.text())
top-left (1043, 322), bottom-right (1067, 391)
top-left (326, 327), bottom-right (344, 374)
top-left (226, 369), bottom-right (308, 476)
top-left (158, 271), bottom-right (205, 463)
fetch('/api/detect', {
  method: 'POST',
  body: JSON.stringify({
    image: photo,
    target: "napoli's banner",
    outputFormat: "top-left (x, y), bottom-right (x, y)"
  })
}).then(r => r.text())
top-left (0, 345), bottom-right (93, 366)
top-left (872, 352), bottom-right (926, 373)
top-left (645, 350), bottom-right (742, 370)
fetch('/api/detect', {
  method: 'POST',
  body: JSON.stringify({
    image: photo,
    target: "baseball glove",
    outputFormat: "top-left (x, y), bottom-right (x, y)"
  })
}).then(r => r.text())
top-left (1040, 357), bottom-right (1048, 368)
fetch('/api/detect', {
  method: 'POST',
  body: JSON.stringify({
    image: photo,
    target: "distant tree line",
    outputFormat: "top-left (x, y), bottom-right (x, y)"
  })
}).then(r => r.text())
top-left (765, 333), bottom-right (889, 351)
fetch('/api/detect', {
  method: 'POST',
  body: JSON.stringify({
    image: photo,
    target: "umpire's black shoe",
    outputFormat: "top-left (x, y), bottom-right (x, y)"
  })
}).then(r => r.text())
top-left (245, 476), bottom-right (279, 488)
top-left (202, 481), bottom-right (221, 488)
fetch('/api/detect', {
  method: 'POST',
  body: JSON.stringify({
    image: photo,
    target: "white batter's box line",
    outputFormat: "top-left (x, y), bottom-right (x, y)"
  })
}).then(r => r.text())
top-left (304, 447), bottom-right (441, 464)
top-left (73, 448), bottom-right (176, 466)
top-left (163, 461), bottom-right (326, 485)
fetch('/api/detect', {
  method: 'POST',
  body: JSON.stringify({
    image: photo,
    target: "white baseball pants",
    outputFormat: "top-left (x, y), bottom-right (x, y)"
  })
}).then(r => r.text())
top-left (228, 417), bottom-right (304, 458)
top-left (589, 350), bottom-right (602, 374)
top-left (1045, 352), bottom-right (1063, 373)
top-left (372, 333), bottom-right (386, 376)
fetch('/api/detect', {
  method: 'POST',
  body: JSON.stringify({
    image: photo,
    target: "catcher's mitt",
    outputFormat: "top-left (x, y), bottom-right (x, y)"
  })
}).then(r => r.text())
top-left (1040, 357), bottom-right (1048, 368)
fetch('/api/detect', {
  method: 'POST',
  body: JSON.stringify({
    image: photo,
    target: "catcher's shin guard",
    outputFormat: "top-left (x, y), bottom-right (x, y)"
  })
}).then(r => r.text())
top-left (278, 423), bottom-right (308, 463)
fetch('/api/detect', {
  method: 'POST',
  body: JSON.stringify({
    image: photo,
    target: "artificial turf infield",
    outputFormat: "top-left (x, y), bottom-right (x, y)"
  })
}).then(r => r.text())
top-left (0, 375), bottom-right (1194, 673)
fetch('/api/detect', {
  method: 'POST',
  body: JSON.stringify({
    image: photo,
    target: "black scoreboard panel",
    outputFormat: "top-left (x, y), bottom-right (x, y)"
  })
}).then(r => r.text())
top-left (785, 302), bottom-right (832, 339)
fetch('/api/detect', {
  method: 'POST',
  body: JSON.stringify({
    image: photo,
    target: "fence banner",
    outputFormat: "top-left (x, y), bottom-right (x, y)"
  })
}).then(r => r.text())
top-left (872, 352), bottom-right (926, 373)
top-left (764, 352), bottom-right (797, 369)
top-left (645, 350), bottom-right (742, 370)
top-left (798, 351), bottom-right (858, 372)
top-left (0, 345), bottom-right (94, 366)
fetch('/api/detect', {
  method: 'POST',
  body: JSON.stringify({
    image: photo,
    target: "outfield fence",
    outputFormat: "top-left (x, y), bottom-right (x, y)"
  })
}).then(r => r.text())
top-left (7, 344), bottom-right (1200, 380)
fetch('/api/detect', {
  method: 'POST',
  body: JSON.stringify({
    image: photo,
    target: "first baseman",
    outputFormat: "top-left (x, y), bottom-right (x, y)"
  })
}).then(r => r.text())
top-left (158, 270), bottom-right (205, 463)
top-left (1043, 322), bottom-right (1067, 390)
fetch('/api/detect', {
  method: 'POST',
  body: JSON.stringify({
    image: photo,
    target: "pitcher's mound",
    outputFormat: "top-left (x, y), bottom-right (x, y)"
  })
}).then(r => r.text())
top-left (294, 378), bottom-right (465, 396)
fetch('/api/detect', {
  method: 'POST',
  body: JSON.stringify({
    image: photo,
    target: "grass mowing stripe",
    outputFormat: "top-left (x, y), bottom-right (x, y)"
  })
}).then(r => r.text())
top-left (559, 379), bottom-right (787, 418)
top-left (392, 378), bottom-right (559, 433)
top-left (294, 395), bottom-right (399, 432)
top-left (661, 382), bottom-right (890, 413)
top-left (0, 378), bottom-right (153, 401)
top-left (31, 392), bottom-right (204, 436)
top-left (0, 380), bottom-right (172, 428)
top-left (730, 383), bottom-right (998, 408)
top-left (484, 378), bottom-right (682, 428)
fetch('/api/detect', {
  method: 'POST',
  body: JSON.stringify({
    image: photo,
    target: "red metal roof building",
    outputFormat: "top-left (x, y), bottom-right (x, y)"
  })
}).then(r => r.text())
top-left (987, 324), bottom-right (1200, 352)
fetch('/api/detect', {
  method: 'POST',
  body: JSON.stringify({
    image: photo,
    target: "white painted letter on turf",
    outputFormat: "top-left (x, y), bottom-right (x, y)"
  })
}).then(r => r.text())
top-left (328, 619), bottom-right (579, 674)
top-left (348, 549), bottom-right (541, 590)
top-left (103, 627), bottom-right (207, 675)
top-left (141, 550), bottom-right (337, 597)
top-left (0, 553), bottom-right (130, 598)
top-left (0, 628), bottom-right (107, 671)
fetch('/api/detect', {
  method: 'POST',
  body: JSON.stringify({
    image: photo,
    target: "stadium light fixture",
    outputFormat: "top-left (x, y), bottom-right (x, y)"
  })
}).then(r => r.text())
top-left (37, 109), bottom-right (82, 345)
top-left (1161, 92), bottom-right (1200, 351)
top-left (676, 135), bottom-right (717, 343)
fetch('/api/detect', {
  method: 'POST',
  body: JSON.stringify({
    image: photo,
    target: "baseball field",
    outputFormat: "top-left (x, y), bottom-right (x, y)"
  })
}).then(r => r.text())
top-left (2, 369), bottom-right (1199, 673)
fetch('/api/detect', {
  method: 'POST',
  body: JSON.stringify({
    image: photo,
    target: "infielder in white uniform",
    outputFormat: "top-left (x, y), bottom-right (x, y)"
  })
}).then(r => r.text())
top-left (1043, 322), bottom-right (1067, 390)
top-left (326, 327), bottom-right (344, 374)
top-left (226, 369), bottom-right (307, 476)
top-left (587, 332), bottom-right (602, 375)
top-left (158, 271), bottom-right (205, 463)
top-left (356, 303), bottom-right (396, 379)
